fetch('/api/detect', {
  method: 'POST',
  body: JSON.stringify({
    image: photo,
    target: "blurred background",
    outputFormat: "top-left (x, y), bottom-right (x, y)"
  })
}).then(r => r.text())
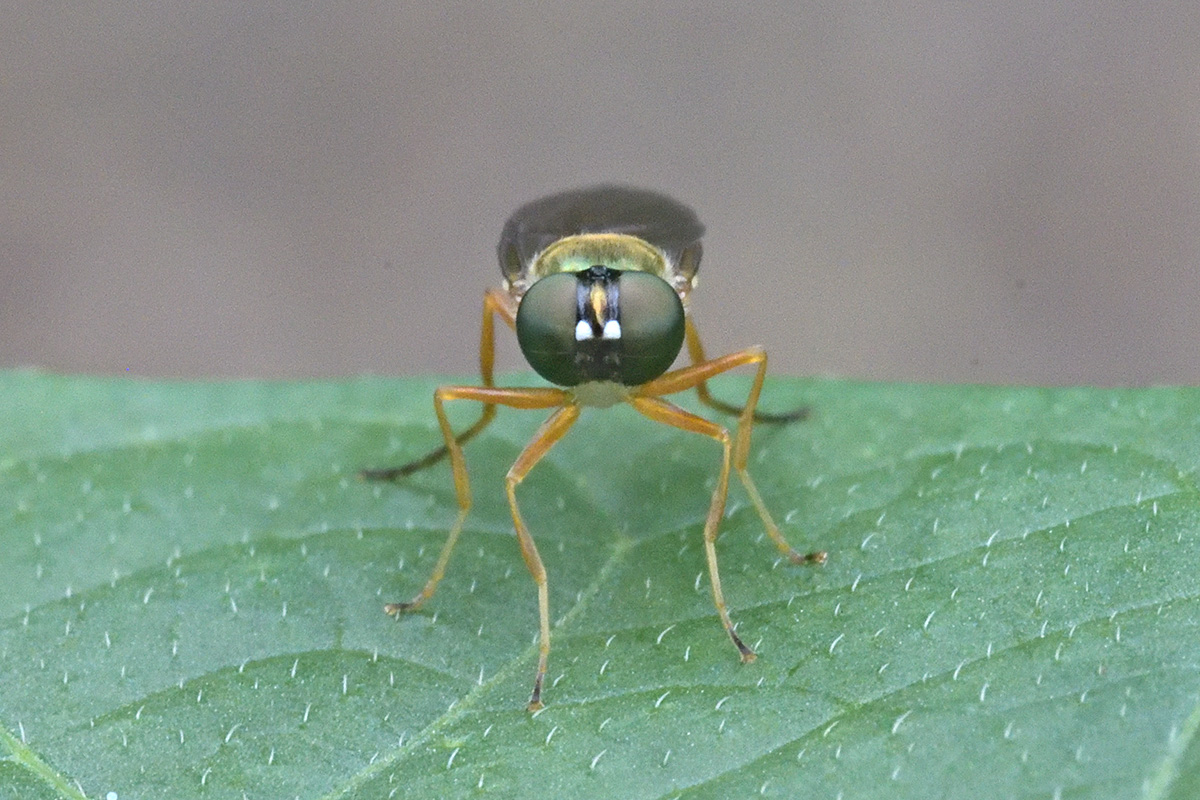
top-left (2, 3), bottom-right (1197, 386)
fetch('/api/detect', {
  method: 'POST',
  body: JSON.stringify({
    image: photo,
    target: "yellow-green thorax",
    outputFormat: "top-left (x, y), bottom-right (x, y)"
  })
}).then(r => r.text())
top-left (506, 233), bottom-right (694, 302)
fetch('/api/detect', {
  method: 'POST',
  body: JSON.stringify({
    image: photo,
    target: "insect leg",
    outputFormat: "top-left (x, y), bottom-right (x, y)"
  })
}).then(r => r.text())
top-left (626, 395), bottom-right (754, 661)
top-left (503, 403), bottom-right (582, 711)
top-left (639, 350), bottom-right (826, 565)
top-left (383, 385), bottom-right (568, 616)
top-left (362, 287), bottom-right (517, 481)
top-left (727, 346), bottom-right (827, 566)
top-left (684, 318), bottom-right (808, 424)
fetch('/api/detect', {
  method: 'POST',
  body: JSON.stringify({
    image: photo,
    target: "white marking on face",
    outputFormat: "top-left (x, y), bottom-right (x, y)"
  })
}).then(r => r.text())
top-left (575, 320), bottom-right (592, 341)
top-left (602, 319), bottom-right (621, 340)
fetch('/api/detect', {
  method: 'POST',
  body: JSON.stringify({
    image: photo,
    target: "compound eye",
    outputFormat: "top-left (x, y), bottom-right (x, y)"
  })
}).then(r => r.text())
top-left (613, 271), bottom-right (685, 386)
top-left (515, 272), bottom-right (585, 386)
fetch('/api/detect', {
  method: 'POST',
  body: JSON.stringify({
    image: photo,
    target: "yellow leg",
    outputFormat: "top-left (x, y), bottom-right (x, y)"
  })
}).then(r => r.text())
top-left (639, 346), bottom-right (826, 565)
top-left (362, 288), bottom-right (517, 481)
top-left (631, 348), bottom-right (826, 659)
top-left (628, 395), bottom-right (754, 660)
top-left (502, 404), bottom-right (582, 711)
top-left (383, 384), bottom-right (569, 617)
top-left (684, 318), bottom-right (808, 424)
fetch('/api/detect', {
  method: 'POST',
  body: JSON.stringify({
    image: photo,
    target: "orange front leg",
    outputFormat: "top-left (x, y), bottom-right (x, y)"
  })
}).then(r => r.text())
top-left (383, 384), bottom-right (568, 615)
top-left (638, 347), bottom-right (827, 565)
top-left (627, 394), bottom-right (755, 660)
top-left (501, 403), bottom-right (582, 710)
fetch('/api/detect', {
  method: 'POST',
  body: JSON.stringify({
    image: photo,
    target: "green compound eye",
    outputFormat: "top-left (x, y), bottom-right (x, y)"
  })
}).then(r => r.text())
top-left (615, 270), bottom-right (685, 385)
top-left (515, 268), bottom-right (685, 387)
top-left (515, 272), bottom-right (584, 386)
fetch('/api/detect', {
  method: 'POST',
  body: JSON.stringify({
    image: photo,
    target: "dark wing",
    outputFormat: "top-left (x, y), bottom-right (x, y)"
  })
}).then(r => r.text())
top-left (498, 185), bottom-right (705, 284)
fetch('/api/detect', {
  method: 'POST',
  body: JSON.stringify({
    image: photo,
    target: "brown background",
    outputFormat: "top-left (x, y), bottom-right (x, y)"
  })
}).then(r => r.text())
top-left (3, 4), bottom-right (1198, 386)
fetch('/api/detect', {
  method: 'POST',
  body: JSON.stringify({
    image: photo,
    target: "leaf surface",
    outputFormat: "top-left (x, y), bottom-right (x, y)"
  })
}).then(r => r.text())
top-left (2, 371), bottom-right (1199, 799)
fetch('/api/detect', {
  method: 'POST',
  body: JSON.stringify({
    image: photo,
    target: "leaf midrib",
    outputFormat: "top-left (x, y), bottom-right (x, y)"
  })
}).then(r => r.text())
top-left (0, 725), bottom-right (87, 800)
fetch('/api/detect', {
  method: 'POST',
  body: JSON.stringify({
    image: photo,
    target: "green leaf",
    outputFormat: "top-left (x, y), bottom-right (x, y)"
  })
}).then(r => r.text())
top-left (2, 370), bottom-right (1200, 799)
